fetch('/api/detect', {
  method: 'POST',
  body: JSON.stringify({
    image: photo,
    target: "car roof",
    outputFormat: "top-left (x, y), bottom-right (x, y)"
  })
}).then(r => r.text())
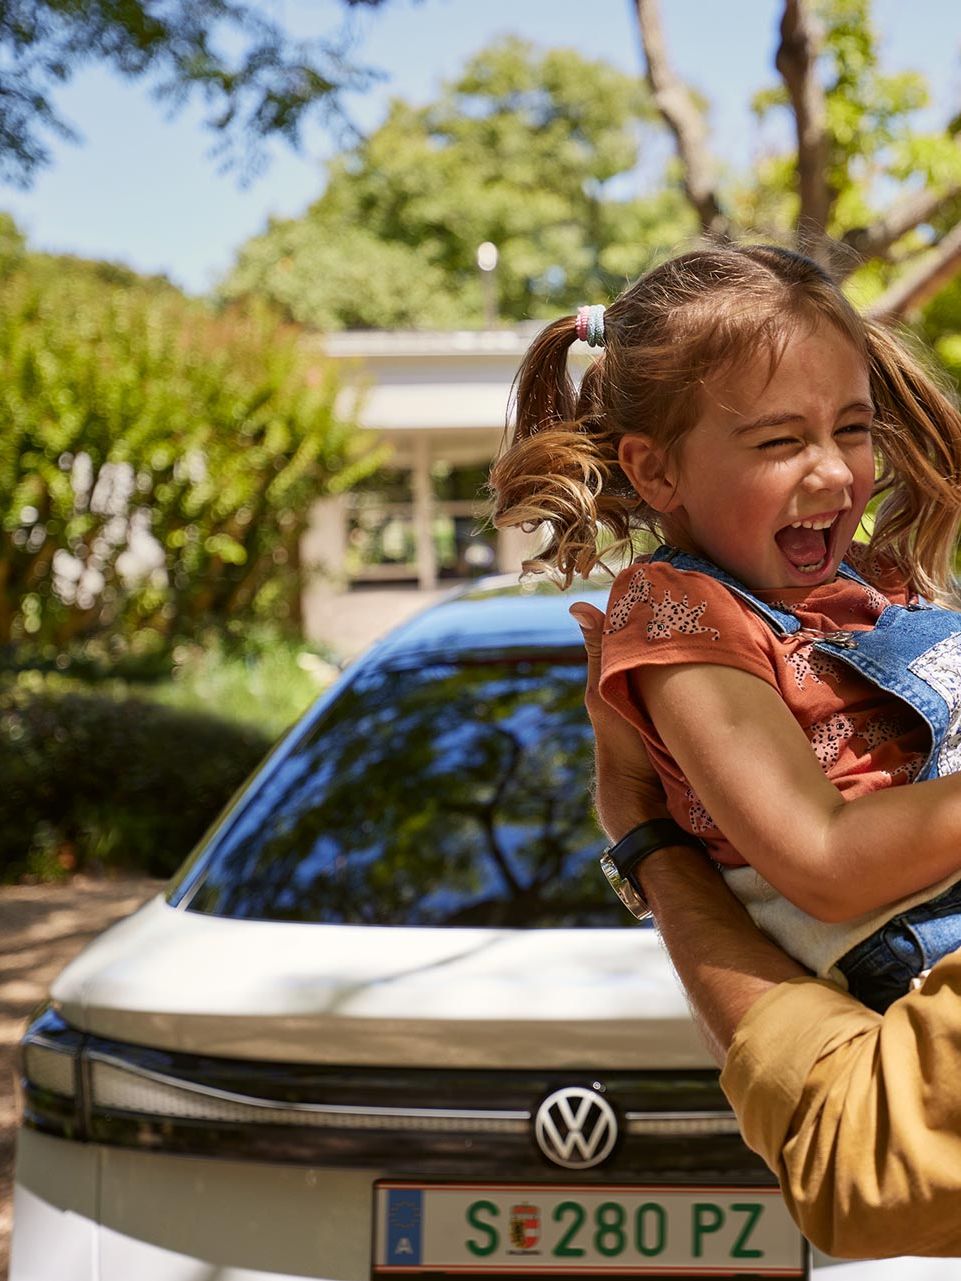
top-left (367, 574), bottom-right (612, 667)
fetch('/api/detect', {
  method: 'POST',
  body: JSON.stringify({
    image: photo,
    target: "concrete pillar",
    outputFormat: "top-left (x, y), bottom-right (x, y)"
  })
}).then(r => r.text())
top-left (300, 495), bottom-right (349, 642)
top-left (496, 524), bottom-right (537, 574)
top-left (411, 432), bottom-right (438, 590)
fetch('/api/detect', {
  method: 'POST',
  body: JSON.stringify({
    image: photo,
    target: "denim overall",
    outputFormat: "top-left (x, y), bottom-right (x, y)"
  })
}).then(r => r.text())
top-left (651, 544), bottom-right (961, 1013)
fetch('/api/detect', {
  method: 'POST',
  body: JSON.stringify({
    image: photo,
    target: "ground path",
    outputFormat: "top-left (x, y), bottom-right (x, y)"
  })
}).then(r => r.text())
top-left (0, 877), bottom-right (164, 1278)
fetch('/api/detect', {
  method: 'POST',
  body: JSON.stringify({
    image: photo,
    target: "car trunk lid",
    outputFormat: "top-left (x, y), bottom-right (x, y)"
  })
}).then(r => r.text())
top-left (51, 895), bottom-right (712, 1069)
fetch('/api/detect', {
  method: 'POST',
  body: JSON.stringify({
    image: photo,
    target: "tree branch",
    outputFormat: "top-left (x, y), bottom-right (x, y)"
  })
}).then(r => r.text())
top-left (838, 185), bottom-right (961, 275)
top-left (775, 0), bottom-right (831, 260)
top-left (867, 222), bottom-right (961, 322)
top-left (632, 0), bottom-right (730, 239)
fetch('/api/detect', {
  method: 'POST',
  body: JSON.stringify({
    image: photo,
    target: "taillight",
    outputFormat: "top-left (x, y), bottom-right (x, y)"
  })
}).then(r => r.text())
top-left (19, 1004), bottom-right (85, 1140)
top-left (23, 1039), bottom-right (76, 1097)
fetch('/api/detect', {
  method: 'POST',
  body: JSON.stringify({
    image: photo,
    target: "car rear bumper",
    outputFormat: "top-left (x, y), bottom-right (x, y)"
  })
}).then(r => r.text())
top-left (12, 1128), bottom-right (376, 1281)
top-left (14, 1129), bottom-right (955, 1281)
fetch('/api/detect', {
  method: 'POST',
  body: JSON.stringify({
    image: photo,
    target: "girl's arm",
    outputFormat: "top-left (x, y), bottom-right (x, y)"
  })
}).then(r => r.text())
top-left (635, 661), bottom-right (961, 922)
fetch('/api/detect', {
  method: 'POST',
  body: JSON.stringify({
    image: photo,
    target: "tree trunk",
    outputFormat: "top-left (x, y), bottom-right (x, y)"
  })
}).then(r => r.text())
top-left (839, 186), bottom-right (961, 276)
top-left (775, 0), bottom-right (832, 263)
top-left (867, 222), bottom-right (961, 321)
top-left (632, 0), bottom-right (730, 240)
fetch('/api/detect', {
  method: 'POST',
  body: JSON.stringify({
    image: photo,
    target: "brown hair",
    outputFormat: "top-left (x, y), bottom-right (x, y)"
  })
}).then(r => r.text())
top-left (489, 244), bottom-right (961, 601)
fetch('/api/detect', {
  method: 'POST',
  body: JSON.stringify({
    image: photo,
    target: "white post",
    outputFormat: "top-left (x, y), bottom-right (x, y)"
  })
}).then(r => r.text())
top-left (411, 432), bottom-right (438, 590)
top-left (496, 524), bottom-right (537, 574)
top-left (477, 241), bottom-right (499, 328)
top-left (300, 495), bottom-right (349, 642)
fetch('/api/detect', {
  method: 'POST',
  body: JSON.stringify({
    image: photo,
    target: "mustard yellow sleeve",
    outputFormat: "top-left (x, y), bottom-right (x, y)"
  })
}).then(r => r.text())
top-left (720, 959), bottom-right (961, 1258)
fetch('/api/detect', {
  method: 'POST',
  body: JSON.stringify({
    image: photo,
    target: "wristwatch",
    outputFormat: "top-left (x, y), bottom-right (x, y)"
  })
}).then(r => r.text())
top-left (599, 819), bottom-right (704, 920)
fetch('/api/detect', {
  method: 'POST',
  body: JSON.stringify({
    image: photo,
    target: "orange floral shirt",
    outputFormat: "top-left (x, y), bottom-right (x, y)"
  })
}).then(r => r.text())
top-left (599, 546), bottom-right (929, 867)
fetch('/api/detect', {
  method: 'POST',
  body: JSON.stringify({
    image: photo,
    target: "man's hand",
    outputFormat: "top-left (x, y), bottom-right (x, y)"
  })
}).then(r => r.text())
top-left (569, 602), bottom-right (669, 841)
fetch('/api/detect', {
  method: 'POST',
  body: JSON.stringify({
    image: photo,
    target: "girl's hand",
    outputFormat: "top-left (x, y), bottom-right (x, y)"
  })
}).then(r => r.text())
top-left (569, 602), bottom-right (670, 841)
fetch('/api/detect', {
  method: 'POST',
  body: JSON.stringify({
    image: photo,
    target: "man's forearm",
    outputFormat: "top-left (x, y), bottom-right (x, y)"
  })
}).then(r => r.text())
top-left (600, 806), bottom-right (961, 1260)
top-left (631, 848), bottom-right (807, 1063)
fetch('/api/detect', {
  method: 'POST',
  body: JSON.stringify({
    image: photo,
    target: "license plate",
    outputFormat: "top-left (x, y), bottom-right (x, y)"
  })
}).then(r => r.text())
top-left (373, 1181), bottom-right (807, 1276)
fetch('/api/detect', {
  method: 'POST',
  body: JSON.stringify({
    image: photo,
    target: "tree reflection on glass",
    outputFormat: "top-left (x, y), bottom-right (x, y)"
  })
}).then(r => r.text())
top-left (184, 657), bottom-right (630, 927)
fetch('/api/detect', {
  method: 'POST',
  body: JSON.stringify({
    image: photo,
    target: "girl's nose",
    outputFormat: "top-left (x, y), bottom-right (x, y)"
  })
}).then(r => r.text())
top-left (803, 445), bottom-right (853, 492)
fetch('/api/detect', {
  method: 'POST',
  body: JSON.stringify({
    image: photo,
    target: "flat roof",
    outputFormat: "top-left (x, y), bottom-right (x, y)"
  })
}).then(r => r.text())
top-left (315, 324), bottom-right (590, 431)
top-left (317, 325), bottom-right (544, 359)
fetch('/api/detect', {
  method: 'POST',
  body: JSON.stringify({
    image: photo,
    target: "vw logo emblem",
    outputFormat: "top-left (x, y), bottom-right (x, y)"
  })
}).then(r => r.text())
top-left (533, 1086), bottom-right (618, 1170)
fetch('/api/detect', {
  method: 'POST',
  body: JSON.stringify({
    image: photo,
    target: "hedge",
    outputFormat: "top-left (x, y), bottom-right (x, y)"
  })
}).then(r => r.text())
top-left (1, 686), bottom-right (271, 881)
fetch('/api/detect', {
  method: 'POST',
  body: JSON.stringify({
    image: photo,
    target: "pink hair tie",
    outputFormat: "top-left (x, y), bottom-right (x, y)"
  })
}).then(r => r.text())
top-left (575, 304), bottom-right (605, 347)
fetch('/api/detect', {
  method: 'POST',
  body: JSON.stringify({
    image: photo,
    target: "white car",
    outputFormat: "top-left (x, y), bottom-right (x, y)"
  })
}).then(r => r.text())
top-left (11, 578), bottom-right (945, 1280)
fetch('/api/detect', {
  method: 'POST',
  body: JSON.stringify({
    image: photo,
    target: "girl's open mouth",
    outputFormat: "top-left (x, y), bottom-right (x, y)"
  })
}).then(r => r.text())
top-left (774, 514), bottom-right (840, 575)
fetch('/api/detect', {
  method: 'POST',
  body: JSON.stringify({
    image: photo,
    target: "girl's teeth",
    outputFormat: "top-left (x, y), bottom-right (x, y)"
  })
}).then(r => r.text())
top-left (790, 517), bottom-right (834, 530)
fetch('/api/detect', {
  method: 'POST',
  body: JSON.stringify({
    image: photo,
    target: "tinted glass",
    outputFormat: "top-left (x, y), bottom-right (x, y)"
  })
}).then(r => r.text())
top-left (179, 655), bottom-right (632, 927)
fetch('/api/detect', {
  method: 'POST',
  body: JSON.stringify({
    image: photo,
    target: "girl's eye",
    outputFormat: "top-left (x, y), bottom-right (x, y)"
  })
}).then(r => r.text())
top-left (756, 424), bottom-right (872, 451)
top-left (756, 436), bottom-right (797, 451)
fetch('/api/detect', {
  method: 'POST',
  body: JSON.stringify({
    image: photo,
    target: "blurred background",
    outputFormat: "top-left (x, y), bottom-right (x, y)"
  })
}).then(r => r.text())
top-left (2, 0), bottom-right (961, 882)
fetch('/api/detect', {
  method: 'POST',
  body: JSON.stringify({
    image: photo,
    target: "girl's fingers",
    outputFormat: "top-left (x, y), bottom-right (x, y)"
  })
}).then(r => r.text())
top-left (570, 602), bottom-right (634, 742)
top-left (569, 602), bottom-right (605, 685)
top-left (570, 601), bottom-right (669, 826)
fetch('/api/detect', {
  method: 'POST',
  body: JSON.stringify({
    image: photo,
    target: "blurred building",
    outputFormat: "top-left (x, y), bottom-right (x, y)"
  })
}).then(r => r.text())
top-left (302, 325), bottom-right (586, 603)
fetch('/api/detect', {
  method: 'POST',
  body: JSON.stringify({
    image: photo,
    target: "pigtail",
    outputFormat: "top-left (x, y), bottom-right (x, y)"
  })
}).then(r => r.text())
top-left (512, 315), bottom-right (581, 433)
top-left (865, 322), bottom-right (961, 604)
top-left (489, 317), bottom-right (635, 587)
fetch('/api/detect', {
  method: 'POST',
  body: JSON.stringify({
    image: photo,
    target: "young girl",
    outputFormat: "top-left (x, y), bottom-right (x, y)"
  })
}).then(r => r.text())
top-left (490, 244), bottom-right (961, 1013)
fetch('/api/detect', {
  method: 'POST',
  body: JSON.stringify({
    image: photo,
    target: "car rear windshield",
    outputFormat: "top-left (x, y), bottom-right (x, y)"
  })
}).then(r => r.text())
top-left (176, 654), bottom-right (636, 928)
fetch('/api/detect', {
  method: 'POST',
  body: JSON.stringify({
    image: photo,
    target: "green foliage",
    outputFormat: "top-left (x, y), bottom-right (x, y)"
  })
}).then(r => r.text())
top-left (224, 13), bottom-right (961, 331)
top-left (0, 0), bottom-right (389, 185)
top-left (0, 681), bottom-right (272, 881)
top-left (222, 38), bottom-right (695, 328)
top-left (225, 221), bottom-right (469, 331)
top-left (0, 245), bottom-right (380, 653)
top-left (152, 628), bottom-right (337, 740)
top-left (0, 212), bottom-right (26, 277)
top-left (747, 0), bottom-right (961, 248)
top-left (919, 278), bottom-right (961, 391)
top-left (0, 627), bottom-right (334, 881)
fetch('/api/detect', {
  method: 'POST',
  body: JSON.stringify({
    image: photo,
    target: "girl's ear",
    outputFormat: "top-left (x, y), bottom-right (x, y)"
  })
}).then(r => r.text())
top-left (618, 435), bottom-right (683, 513)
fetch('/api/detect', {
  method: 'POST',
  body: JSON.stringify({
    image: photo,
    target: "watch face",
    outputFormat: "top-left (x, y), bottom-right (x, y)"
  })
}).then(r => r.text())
top-left (599, 852), bottom-right (651, 921)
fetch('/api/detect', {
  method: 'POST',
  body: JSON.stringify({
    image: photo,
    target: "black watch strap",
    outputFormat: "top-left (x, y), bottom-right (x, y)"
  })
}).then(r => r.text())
top-left (599, 819), bottom-right (703, 920)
